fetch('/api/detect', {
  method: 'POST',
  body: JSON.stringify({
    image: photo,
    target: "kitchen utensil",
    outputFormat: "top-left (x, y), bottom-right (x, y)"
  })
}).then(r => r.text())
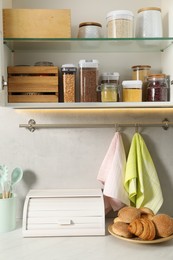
top-left (0, 165), bottom-right (8, 195)
top-left (11, 167), bottom-right (23, 187)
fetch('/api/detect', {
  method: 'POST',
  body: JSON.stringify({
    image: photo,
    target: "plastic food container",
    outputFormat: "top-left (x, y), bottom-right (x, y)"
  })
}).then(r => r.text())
top-left (106, 10), bottom-right (134, 38)
top-left (77, 22), bottom-right (103, 38)
top-left (79, 59), bottom-right (99, 102)
top-left (61, 64), bottom-right (77, 102)
top-left (136, 7), bottom-right (163, 37)
top-left (122, 80), bottom-right (143, 102)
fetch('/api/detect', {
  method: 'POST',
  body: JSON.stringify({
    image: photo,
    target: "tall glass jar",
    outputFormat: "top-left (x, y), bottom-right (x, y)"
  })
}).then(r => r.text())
top-left (79, 59), bottom-right (99, 102)
top-left (146, 74), bottom-right (168, 102)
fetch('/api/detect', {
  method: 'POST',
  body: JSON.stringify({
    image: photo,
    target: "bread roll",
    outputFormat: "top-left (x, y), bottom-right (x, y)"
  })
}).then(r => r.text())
top-left (113, 217), bottom-right (123, 223)
top-left (118, 206), bottom-right (141, 223)
top-left (140, 207), bottom-right (154, 216)
top-left (152, 214), bottom-right (173, 238)
top-left (112, 222), bottom-right (134, 238)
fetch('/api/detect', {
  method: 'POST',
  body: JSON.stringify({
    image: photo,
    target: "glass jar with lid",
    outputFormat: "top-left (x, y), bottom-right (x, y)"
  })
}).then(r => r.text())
top-left (106, 10), bottom-right (134, 38)
top-left (136, 7), bottom-right (163, 37)
top-left (131, 65), bottom-right (151, 82)
top-left (99, 72), bottom-right (120, 102)
top-left (146, 74), bottom-right (168, 102)
top-left (77, 22), bottom-right (103, 38)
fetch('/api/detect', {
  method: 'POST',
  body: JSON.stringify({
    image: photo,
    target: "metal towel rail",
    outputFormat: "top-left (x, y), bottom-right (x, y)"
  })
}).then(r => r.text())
top-left (19, 118), bottom-right (171, 132)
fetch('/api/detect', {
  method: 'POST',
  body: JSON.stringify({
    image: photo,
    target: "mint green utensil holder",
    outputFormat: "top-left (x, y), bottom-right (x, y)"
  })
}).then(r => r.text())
top-left (0, 194), bottom-right (16, 233)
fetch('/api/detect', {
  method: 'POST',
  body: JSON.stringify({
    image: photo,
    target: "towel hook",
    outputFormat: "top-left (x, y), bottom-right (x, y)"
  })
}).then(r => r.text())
top-left (115, 123), bottom-right (120, 132)
top-left (135, 123), bottom-right (139, 133)
top-left (162, 119), bottom-right (169, 130)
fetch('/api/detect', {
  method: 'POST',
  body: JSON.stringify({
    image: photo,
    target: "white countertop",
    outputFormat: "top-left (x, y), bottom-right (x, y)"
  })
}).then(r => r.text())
top-left (0, 219), bottom-right (173, 260)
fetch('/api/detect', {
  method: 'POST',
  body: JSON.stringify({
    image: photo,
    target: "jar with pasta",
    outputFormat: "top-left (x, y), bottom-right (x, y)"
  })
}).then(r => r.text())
top-left (61, 64), bottom-right (77, 102)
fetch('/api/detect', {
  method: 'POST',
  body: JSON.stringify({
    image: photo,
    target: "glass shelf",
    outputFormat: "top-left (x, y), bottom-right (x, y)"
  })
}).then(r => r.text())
top-left (6, 101), bottom-right (173, 109)
top-left (3, 37), bottom-right (173, 53)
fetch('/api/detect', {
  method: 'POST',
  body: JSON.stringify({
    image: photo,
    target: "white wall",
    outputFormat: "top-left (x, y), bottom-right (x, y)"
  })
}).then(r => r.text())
top-left (1, 0), bottom-right (173, 218)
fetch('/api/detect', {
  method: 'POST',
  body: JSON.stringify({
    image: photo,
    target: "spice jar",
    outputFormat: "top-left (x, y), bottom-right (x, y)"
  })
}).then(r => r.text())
top-left (61, 64), bottom-right (77, 102)
top-left (122, 80), bottom-right (143, 102)
top-left (136, 7), bottom-right (163, 37)
top-left (106, 10), bottom-right (134, 38)
top-left (79, 59), bottom-right (99, 102)
top-left (77, 22), bottom-right (103, 38)
top-left (146, 74), bottom-right (168, 102)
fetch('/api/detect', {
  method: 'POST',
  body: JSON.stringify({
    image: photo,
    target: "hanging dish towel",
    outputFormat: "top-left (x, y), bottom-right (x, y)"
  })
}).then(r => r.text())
top-left (97, 132), bottom-right (130, 213)
top-left (124, 133), bottom-right (163, 214)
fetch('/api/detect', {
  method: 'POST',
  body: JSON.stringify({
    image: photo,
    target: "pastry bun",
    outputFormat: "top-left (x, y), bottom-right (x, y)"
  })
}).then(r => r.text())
top-left (152, 214), bottom-right (173, 238)
top-left (118, 206), bottom-right (141, 223)
top-left (112, 222), bottom-right (134, 238)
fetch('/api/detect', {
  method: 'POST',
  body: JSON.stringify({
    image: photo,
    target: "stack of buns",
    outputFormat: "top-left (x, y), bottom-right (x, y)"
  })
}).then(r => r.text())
top-left (111, 206), bottom-right (173, 241)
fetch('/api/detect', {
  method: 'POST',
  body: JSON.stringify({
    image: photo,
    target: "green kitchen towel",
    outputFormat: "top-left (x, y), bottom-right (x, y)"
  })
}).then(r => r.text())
top-left (124, 133), bottom-right (163, 214)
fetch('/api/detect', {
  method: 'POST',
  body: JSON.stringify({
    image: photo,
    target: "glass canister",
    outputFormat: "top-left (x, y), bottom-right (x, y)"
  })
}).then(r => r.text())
top-left (79, 59), bottom-right (99, 102)
top-left (132, 65), bottom-right (151, 101)
top-left (131, 65), bottom-right (151, 82)
top-left (100, 83), bottom-right (119, 102)
top-left (106, 10), bottom-right (134, 38)
top-left (136, 7), bottom-right (163, 37)
top-left (99, 72), bottom-right (120, 102)
top-left (61, 64), bottom-right (77, 102)
top-left (77, 22), bottom-right (103, 38)
top-left (146, 74), bottom-right (169, 102)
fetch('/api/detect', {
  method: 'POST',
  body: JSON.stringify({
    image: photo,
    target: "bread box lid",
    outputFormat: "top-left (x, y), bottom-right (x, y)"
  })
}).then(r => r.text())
top-left (22, 189), bottom-right (105, 237)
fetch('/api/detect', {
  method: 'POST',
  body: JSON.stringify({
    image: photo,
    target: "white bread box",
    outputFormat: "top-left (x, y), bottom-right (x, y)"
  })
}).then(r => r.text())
top-left (22, 189), bottom-right (105, 237)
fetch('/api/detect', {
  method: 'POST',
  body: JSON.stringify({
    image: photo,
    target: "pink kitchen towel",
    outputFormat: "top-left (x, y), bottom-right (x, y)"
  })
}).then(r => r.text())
top-left (97, 132), bottom-right (130, 213)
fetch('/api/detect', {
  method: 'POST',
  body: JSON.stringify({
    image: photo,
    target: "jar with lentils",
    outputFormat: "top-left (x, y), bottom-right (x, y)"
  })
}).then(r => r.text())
top-left (146, 74), bottom-right (168, 102)
top-left (79, 59), bottom-right (99, 102)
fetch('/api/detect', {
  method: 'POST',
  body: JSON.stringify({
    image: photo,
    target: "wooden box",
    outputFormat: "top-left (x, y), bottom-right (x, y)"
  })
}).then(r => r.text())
top-left (22, 189), bottom-right (105, 237)
top-left (3, 9), bottom-right (71, 38)
top-left (8, 66), bottom-right (59, 103)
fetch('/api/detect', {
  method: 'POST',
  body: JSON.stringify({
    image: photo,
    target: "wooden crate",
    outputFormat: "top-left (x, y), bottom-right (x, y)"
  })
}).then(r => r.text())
top-left (3, 9), bottom-right (71, 38)
top-left (8, 66), bottom-right (59, 103)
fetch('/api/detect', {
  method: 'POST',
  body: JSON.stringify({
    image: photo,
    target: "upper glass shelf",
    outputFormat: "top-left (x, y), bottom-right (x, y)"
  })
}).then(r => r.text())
top-left (3, 37), bottom-right (173, 53)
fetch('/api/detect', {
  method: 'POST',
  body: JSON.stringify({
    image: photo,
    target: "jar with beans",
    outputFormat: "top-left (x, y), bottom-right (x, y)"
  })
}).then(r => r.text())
top-left (146, 74), bottom-right (168, 102)
top-left (79, 59), bottom-right (99, 102)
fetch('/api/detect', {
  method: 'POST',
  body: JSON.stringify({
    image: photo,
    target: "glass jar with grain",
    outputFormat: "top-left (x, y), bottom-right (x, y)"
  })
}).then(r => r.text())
top-left (79, 59), bottom-right (99, 102)
top-left (122, 80), bottom-right (143, 102)
top-left (106, 10), bottom-right (134, 38)
top-left (61, 64), bottom-right (77, 102)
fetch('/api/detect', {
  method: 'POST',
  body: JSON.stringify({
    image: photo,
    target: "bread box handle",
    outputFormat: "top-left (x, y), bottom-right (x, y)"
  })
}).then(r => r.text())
top-left (57, 219), bottom-right (72, 225)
